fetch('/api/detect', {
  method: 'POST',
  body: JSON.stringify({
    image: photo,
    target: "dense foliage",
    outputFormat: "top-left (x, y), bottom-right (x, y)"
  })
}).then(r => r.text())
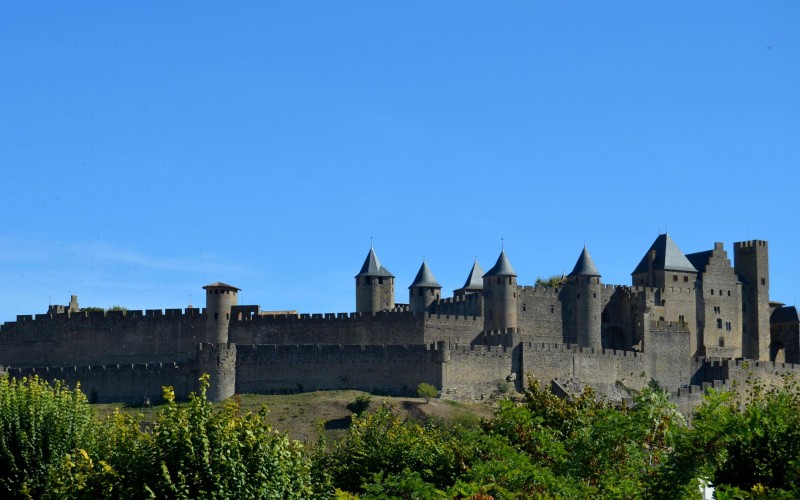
top-left (2, 373), bottom-right (800, 498)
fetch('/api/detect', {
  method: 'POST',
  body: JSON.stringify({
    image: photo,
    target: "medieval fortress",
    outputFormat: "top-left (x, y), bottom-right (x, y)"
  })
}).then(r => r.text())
top-left (2, 234), bottom-right (799, 407)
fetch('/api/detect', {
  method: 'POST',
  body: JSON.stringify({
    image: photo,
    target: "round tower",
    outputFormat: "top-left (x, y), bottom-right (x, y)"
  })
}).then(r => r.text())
top-left (355, 247), bottom-right (395, 313)
top-left (567, 246), bottom-right (602, 349)
top-left (203, 282), bottom-right (240, 344)
top-left (409, 261), bottom-right (442, 313)
top-left (483, 250), bottom-right (518, 331)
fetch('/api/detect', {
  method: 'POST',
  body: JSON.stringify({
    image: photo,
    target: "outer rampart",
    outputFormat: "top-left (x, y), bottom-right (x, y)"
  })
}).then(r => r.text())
top-left (441, 342), bottom-right (517, 399)
top-left (0, 309), bottom-right (207, 366)
top-left (7, 362), bottom-right (199, 404)
top-left (234, 343), bottom-right (443, 396)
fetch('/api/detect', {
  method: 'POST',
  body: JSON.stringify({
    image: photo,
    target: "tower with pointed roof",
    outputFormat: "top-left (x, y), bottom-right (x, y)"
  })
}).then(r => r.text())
top-left (203, 282), bottom-right (240, 343)
top-left (355, 247), bottom-right (395, 313)
top-left (483, 250), bottom-right (518, 331)
top-left (631, 233), bottom-right (698, 288)
top-left (409, 261), bottom-right (442, 313)
top-left (454, 260), bottom-right (484, 297)
top-left (567, 246), bottom-right (602, 349)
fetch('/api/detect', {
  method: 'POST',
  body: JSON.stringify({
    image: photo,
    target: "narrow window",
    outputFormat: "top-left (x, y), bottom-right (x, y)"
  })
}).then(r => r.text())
top-left (497, 278), bottom-right (501, 285)
top-left (761, 278), bottom-right (766, 285)
top-left (717, 318), bottom-right (722, 329)
top-left (550, 305), bottom-right (554, 314)
top-left (592, 292), bottom-right (596, 299)
top-left (719, 337), bottom-right (725, 347)
top-left (214, 313), bottom-right (219, 320)
top-left (577, 293), bottom-right (581, 299)
top-left (522, 303), bottom-right (527, 312)
top-left (684, 276), bottom-right (689, 282)
top-left (673, 275), bottom-right (678, 282)
top-left (727, 290), bottom-right (731, 296)
top-left (378, 278), bottom-right (383, 284)
top-left (711, 289), bottom-right (714, 295)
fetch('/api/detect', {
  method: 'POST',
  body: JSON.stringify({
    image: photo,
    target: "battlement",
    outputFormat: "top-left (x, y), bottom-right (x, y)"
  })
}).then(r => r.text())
top-left (448, 344), bottom-right (511, 355)
top-left (522, 342), bottom-right (641, 359)
top-left (7, 360), bottom-right (189, 377)
top-left (231, 309), bottom-right (423, 324)
top-left (734, 240), bottom-right (768, 249)
top-left (425, 312), bottom-right (481, 322)
top-left (1, 307), bottom-right (205, 332)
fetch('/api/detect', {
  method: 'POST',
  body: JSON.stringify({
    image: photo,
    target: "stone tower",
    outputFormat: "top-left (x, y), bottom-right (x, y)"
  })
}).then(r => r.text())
top-left (483, 250), bottom-right (517, 331)
top-left (355, 247), bottom-right (395, 313)
top-left (409, 261), bottom-right (442, 313)
top-left (567, 246), bottom-right (602, 349)
top-left (203, 282), bottom-right (240, 344)
top-left (734, 240), bottom-right (770, 360)
top-left (454, 259), bottom-right (484, 297)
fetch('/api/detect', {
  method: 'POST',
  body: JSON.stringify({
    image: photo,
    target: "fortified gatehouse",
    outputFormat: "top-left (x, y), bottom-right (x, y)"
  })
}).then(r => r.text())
top-left (1, 234), bottom-right (799, 407)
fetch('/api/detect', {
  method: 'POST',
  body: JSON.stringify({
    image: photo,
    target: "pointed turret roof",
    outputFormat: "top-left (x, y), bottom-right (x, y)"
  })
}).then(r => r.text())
top-left (631, 234), bottom-right (698, 275)
top-left (409, 261), bottom-right (442, 289)
top-left (356, 248), bottom-right (394, 278)
top-left (569, 246), bottom-right (601, 277)
top-left (485, 250), bottom-right (517, 277)
top-left (460, 260), bottom-right (485, 291)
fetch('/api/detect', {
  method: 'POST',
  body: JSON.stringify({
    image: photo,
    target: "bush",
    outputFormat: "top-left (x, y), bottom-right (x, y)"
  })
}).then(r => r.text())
top-left (0, 375), bottom-right (96, 498)
top-left (346, 394), bottom-right (372, 417)
top-left (417, 383), bottom-right (437, 404)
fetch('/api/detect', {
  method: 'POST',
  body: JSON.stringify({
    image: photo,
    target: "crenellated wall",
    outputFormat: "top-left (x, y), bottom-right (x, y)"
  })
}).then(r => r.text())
top-left (234, 343), bottom-right (444, 395)
top-left (229, 311), bottom-right (426, 345)
top-left (0, 308), bottom-right (208, 367)
top-left (7, 361), bottom-right (200, 404)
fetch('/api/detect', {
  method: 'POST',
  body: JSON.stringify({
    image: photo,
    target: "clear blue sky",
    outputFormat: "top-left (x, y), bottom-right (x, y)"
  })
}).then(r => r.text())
top-left (2, 2), bottom-right (798, 321)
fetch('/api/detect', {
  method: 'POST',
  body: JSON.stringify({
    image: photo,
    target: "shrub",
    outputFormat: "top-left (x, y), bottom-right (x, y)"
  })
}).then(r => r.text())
top-left (417, 383), bottom-right (437, 404)
top-left (0, 375), bottom-right (96, 498)
top-left (346, 394), bottom-right (372, 417)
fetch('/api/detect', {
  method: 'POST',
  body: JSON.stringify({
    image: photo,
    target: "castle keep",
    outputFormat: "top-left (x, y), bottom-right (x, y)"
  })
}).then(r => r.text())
top-left (1, 234), bottom-right (799, 406)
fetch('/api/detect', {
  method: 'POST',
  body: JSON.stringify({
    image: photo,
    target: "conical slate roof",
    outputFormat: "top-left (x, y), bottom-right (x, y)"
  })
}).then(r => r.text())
top-left (632, 234), bottom-right (698, 275)
top-left (569, 246), bottom-right (601, 277)
top-left (460, 260), bottom-right (485, 291)
top-left (409, 261), bottom-right (442, 289)
top-left (485, 250), bottom-right (517, 277)
top-left (355, 248), bottom-right (394, 278)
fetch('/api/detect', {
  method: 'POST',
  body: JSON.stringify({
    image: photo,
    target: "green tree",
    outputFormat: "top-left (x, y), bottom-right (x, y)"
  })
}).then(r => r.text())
top-left (417, 383), bottom-right (437, 404)
top-left (535, 274), bottom-right (567, 288)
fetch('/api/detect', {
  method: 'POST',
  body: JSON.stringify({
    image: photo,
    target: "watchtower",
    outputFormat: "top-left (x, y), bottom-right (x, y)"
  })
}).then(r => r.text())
top-left (355, 247), bottom-right (395, 313)
top-left (203, 282), bottom-right (240, 344)
top-left (409, 261), bottom-right (442, 313)
top-left (483, 250), bottom-right (518, 331)
top-left (734, 240), bottom-right (770, 360)
top-left (567, 246), bottom-right (602, 349)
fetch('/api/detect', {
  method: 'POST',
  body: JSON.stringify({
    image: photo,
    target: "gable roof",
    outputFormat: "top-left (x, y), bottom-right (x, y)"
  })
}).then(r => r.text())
top-left (485, 250), bottom-right (517, 277)
top-left (568, 246), bottom-right (601, 277)
top-left (685, 250), bottom-right (713, 274)
top-left (355, 248), bottom-right (394, 278)
top-left (409, 261), bottom-right (442, 289)
top-left (459, 260), bottom-right (485, 291)
top-left (631, 234), bottom-right (698, 275)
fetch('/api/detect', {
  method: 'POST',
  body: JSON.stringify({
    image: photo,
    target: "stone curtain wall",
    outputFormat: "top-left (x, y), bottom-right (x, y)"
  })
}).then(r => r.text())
top-left (0, 309), bottom-right (207, 367)
top-left (229, 311), bottom-right (426, 346)
top-left (7, 362), bottom-right (200, 404)
top-left (234, 343), bottom-right (444, 396)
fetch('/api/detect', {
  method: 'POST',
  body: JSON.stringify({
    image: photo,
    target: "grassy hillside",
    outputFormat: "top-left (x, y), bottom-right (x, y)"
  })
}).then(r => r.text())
top-left (94, 390), bottom-right (496, 442)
